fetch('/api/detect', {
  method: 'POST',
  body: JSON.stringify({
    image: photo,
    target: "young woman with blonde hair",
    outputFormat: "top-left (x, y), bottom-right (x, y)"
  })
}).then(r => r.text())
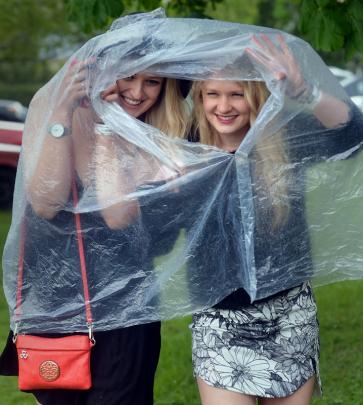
top-left (186, 37), bottom-right (361, 405)
top-left (0, 64), bottom-right (189, 405)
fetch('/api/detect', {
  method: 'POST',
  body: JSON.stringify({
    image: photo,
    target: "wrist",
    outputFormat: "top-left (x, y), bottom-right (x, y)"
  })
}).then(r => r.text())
top-left (94, 123), bottom-right (113, 136)
top-left (50, 105), bottom-right (73, 127)
top-left (287, 82), bottom-right (322, 110)
top-left (48, 122), bottom-right (71, 138)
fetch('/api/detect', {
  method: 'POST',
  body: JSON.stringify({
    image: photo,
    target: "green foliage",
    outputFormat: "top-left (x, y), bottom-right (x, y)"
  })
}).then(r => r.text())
top-left (167, 0), bottom-right (224, 18)
top-left (66, 0), bottom-right (124, 33)
top-left (0, 83), bottom-right (42, 106)
top-left (299, 0), bottom-right (363, 57)
top-left (65, 0), bottom-right (225, 32)
top-left (206, 0), bottom-right (260, 24)
top-left (0, 0), bottom-right (83, 88)
top-left (63, 0), bottom-right (363, 61)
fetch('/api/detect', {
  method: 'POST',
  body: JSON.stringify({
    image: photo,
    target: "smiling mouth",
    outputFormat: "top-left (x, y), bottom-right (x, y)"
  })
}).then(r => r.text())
top-left (122, 96), bottom-right (143, 106)
top-left (216, 114), bottom-right (238, 123)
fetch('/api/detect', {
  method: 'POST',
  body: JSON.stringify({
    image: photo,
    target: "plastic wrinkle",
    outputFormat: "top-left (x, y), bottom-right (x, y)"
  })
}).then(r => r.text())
top-left (3, 9), bottom-right (363, 333)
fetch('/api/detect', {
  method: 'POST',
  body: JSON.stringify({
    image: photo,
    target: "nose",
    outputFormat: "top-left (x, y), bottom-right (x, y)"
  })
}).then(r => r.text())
top-left (129, 79), bottom-right (144, 99)
top-left (217, 96), bottom-right (232, 113)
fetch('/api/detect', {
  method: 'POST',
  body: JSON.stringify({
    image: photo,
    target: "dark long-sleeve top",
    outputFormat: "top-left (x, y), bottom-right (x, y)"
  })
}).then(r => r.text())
top-left (182, 105), bottom-right (363, 309)
top-left (16, 180), bottom-right (179, 332)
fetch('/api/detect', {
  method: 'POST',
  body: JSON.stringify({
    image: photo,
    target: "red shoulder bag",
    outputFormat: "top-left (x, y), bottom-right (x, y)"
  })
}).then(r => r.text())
top-left (13, 179), bottom-right (95, 391)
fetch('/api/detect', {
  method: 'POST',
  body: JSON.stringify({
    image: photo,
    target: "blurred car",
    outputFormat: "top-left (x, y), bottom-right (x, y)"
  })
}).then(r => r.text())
top-left (0, 120), bottom-right (23, 208)
top-left (329, 66), bottom-right (357, 87)
top-left (344, 75), bottom-right (363, 96)
top-left (350, 95), bottom-right (363, 112)
top-left (329, 67), bottom-right (363, 112)
top-left (0, 99), bottom-right (28, 122)
top-left (344, 75), bottom-right (363, 112)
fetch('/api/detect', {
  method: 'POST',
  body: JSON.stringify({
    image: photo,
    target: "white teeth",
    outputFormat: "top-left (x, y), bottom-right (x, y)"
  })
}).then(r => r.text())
top-left (217, 115), bottom-right (235, 121)
top-left (123, 96), bottom-right (142, 106)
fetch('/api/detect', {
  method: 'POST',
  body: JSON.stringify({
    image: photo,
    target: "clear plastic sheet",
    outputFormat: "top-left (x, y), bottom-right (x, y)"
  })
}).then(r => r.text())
top-left (3, 9), bottom-right (363, 333)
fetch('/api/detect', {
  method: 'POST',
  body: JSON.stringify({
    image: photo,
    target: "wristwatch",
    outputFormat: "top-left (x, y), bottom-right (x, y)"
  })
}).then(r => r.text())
top-left (48, 123), bottom-right (70, 138)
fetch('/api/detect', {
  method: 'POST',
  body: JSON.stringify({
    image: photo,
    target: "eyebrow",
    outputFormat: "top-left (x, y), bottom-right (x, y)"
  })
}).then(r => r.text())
top-left (204, 88), bottom-right (244, 93)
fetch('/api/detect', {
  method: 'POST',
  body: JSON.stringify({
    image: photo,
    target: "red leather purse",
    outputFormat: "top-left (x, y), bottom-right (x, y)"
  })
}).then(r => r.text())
top-left (14, 179), bottom-right (95, 391)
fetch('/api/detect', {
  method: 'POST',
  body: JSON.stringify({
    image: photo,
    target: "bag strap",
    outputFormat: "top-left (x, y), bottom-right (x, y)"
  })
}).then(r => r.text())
top-left (71, 178), bottom-right (94, 336)
top-left (14, 177), bottom-right (94, 342)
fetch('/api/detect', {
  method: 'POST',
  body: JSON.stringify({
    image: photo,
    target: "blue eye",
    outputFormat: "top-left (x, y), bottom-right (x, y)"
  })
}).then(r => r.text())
top-left (147, 79), bottom-right (162, 86)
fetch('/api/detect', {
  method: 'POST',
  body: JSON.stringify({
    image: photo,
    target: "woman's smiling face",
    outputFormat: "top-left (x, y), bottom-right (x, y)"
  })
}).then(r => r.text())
top-left (116, 74), bottom-right (164, 118)
top-left (201, 80), bottom-right (251, 150)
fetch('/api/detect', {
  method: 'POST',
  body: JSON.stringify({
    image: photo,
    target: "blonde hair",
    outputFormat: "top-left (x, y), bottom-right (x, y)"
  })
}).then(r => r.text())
top-left (190, 80), bottom-right (290, 228)
top-left (145, 78), bottom-right (188, 138)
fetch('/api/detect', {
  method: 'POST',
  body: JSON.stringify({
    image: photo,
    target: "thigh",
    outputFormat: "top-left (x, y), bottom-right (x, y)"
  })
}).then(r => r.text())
top-left (259, 376), bottom-right (315, 405)
top-left (197, 378), bottom-right (256, 405)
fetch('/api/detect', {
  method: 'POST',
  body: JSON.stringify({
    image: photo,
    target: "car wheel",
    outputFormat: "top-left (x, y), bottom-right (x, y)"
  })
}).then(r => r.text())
top-left (0, 167), bottom-right (16, 209)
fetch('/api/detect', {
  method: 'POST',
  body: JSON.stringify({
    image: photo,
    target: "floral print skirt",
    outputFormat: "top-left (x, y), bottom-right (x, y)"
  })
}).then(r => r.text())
top-left (190, 282), bottom-right (321, 398)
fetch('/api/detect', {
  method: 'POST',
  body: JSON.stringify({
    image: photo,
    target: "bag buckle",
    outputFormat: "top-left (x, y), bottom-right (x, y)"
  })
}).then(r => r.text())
top-left (87, 323), bottom-right (96, 346)
top-left (12, 323), bottom-right (19, 344)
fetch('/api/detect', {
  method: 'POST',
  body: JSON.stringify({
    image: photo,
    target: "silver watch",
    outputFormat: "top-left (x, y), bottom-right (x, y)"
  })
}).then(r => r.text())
top-left (48, 123), bottom-right (70, 138)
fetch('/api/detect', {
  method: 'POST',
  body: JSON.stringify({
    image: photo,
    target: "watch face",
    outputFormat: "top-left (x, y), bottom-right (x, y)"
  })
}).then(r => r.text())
top-left (50, 123), bottom-right (65, 138)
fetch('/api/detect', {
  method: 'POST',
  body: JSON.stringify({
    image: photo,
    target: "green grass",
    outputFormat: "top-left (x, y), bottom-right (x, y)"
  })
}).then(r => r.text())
top-left (0, 210), bottom-right (363, 404)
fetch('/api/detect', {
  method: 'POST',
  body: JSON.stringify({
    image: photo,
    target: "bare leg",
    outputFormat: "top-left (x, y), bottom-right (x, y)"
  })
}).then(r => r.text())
top-left (197, 377), bottom-right (257, 405)
top-left (259, 376), bottom-right (315, 405)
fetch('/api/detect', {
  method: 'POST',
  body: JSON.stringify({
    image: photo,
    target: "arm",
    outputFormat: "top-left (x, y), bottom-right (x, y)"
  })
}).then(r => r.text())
top-left (94, 130), bottom-right (140, 229)
top-left (24, 59), bottom-right (91, 219)
top-left (247, 34), bottom-right (350, 128)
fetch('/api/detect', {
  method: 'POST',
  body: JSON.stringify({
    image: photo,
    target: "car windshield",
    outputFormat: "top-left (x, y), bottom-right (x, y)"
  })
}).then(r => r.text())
top-left (0, 100), bottom-right (28, 122)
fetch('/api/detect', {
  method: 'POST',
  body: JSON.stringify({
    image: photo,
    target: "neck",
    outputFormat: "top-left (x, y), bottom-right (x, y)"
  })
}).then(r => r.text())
top-left (215, 128), bottom-right (248, 152)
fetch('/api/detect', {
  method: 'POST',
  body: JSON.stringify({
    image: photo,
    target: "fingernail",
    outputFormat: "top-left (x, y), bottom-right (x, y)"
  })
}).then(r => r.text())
top-left (80, 97), bottom-right (90, 108)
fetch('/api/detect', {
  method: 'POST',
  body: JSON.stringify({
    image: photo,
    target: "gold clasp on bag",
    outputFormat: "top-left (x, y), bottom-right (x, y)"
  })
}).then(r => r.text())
top-left (39, 360), bottom-right (60, 382)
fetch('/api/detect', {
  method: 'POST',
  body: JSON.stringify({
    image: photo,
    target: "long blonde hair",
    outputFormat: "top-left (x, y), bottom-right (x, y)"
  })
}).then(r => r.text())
top-left (190, 80), bottom-right (290, 228)
top-left (145, 78), bottom-right (188, 138)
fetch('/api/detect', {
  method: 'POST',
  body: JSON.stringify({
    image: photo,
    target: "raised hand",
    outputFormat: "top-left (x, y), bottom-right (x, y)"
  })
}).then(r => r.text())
top-left (100, 82), bottom-right (119, 103)
top-left (246, 33), bottom-right (350, 127)
top-left (55, 58), bottom-right (93, 122)
top-left (246, 34), bottom-right (311, 100)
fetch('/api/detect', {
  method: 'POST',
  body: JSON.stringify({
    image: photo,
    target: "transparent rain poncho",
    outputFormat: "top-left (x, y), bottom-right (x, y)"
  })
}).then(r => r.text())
top-left (3, 9), bottom-right (363, 333)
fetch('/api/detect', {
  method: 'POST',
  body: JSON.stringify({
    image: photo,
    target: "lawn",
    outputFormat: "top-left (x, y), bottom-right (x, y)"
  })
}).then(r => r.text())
top-left (0, 209), bottom-right (362, 404)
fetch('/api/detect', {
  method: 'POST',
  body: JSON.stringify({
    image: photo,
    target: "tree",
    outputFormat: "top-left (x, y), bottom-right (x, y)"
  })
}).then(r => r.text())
top-left (299, 0), bottom-right (363, 57)
top-left (0, 0), bottom-right (92, 103)
top-left (65, 0), bottom-right (363, 61)
top-left (65, 0), bottom-right (225, 32)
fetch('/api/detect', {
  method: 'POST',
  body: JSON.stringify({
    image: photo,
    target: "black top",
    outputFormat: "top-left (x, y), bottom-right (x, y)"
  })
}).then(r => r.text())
top-left (183, 106), bottom-right (363, 309)
top-left (14, 180), bottom-right (180, 332)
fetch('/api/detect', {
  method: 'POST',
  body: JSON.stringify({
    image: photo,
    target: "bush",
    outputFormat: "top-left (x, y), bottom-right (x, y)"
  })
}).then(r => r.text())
top-left (0, 83), bottom-right (43, 106)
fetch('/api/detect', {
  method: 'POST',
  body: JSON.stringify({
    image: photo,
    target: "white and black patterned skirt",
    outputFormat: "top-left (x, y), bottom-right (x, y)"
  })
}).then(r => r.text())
top-left (191, 282), bottom-right (321, 398)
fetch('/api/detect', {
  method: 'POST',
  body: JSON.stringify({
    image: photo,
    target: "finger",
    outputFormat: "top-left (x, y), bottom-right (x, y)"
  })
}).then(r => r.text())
top-left (252, 35), bottom-right (266, 51)
top-left (101, 83), bottom-right (118, 96)
top-left (277, 34), bottom-right (295, 63)
top-left (246, 47), bottom-right (271, 67)
top-left (275, 71), bottom-right (287, 81)
top-left (260, 34), bottom-right (280, 58)
top-left (79, 97), bottom-right (90, 109)
top-left (246, 48), bottom-right (286, 81)
top-left (102, 93), bottom-right (120, 102)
